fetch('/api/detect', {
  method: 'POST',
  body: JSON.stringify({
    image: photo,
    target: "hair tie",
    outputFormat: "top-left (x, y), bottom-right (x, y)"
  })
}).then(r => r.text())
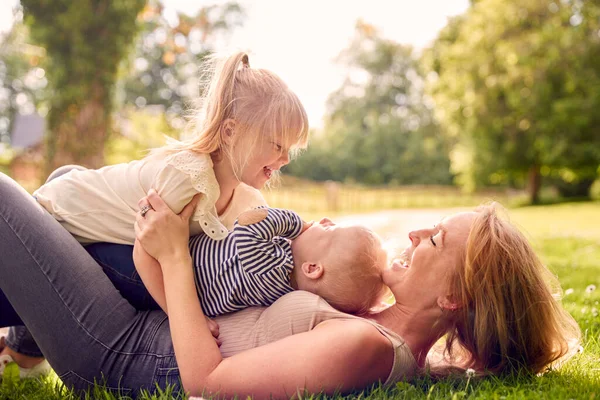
top-left (241, 54), bottom-right (250, 69)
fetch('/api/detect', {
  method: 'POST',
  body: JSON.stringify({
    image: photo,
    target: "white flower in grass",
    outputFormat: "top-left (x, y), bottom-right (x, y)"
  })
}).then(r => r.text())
top-left (586, 284), bottom-right (596, 294)
top-left (465, 368), bottom-right (476, 378)
top-left (565, 288), bottom-right (574, 296)
top-left (582, 307), bottom-right (588, 314)
top-left (592, 308), bottom-right (599, 317)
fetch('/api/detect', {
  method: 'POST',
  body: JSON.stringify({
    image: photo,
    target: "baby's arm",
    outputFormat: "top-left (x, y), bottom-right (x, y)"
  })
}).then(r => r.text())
top-left (235, 208), bottom-right (304, 276)
top-left (133, 239), bottom-right (168, 312)
top-left (236, 208), bottom-right (305, 242)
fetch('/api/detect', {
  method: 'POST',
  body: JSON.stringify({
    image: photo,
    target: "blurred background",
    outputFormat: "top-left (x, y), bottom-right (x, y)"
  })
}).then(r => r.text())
top-left (1, 0), bottom-right (599, 215)
top-left (2, 4), bottom-right (600, 397)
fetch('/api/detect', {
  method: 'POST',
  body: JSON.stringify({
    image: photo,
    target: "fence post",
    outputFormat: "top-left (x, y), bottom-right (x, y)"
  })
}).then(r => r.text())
top-left (325, 180), bottom-right (340, 212)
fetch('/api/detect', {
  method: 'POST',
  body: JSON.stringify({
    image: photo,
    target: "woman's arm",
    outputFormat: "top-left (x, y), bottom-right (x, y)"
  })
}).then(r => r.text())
top-left (136, 191), bottom-right (393, 398)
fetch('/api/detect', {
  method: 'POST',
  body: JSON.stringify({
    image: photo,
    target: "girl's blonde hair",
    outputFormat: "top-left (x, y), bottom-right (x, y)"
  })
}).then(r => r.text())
top-left (153, 51), bottom-right (309, 177)
top-left (441, 203), bottom-right (580, 375)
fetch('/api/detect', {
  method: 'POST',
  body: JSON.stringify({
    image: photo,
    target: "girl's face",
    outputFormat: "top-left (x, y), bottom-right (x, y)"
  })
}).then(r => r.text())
top-left (233, 132), bottom-right (294, 189)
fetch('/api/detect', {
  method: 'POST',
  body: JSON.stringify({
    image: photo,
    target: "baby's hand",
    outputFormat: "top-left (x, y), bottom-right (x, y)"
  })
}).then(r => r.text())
top-left (205, 316), bottom-right (221, 344)
top-left (237, 208), bottom-right (269, 226)
top-left (301, 220), bottom-right (314, 233)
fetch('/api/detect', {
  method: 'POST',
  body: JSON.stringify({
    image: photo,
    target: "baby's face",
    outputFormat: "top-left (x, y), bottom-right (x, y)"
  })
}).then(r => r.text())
top-left (291, 218), bottom-right (363, 261)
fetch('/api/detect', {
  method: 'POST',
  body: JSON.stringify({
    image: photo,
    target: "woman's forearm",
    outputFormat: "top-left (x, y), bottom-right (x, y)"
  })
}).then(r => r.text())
top-left (161, 254), bottom-right (223, 394)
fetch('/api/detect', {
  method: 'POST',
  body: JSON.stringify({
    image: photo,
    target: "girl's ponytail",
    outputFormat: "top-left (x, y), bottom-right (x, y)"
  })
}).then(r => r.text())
top-left (153, 51), bottom-right (249, 156)
top-left (188, 51), bottom-right (250, 153)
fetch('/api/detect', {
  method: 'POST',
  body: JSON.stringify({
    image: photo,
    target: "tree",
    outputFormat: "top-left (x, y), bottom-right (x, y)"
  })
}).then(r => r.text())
top-left (21, 0), bottom-right (146, 175)
top-left (426, 0), bottom-right (600, 203)
top-left (286, 21), bottom-right (452, 186)
top-left (119, 1), bottom-right (244, 130)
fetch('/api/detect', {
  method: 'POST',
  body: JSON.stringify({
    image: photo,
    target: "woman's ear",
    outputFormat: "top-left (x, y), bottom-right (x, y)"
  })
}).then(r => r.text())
top-left (437, 295), bottom-right (463, 311)
top-left (301, 262), bottom-right (324, 281)
top-left (221, 119), bottom-right (236, 145)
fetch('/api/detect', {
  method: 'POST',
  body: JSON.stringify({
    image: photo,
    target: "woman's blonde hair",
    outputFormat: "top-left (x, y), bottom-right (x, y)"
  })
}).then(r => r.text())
top-left (442, 203), bottom-right (580, 375)
top-left (153, 51), bottom-right (309, 177)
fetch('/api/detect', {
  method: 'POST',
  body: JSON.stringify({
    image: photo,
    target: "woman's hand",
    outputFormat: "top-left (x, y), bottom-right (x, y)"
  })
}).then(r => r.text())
top-left (135, 189), bottom-right (200, 265)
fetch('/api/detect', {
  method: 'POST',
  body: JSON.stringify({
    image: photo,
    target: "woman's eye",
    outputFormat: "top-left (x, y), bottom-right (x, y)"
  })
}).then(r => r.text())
top-left (273, 143), bottom-right (283, 151)
top-left (430, 235), bottom-right (437, 247)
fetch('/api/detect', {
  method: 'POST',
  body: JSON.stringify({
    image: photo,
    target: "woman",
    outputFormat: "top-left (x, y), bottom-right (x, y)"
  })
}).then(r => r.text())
top-left (0, 173), bottom-right (580, 398)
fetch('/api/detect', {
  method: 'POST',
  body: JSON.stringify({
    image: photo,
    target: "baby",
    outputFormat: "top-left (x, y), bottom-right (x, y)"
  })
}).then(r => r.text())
top-left (136, 207), bottom-right (388, 316)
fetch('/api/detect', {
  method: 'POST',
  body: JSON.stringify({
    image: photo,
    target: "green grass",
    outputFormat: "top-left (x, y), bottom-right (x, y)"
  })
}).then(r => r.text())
top-left (2, 202), bottom-right (599, 399)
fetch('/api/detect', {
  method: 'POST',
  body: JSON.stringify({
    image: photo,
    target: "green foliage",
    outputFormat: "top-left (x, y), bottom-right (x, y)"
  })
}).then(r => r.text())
top-left (105, 106), bottom-right (178, 165)
top-left (0, 143), bottom-right (14, 174)
top-left (119, 0), bottom-right (244, 128)
top-left (0, 16), bottom-right (48, 144)
top-left (286, 21), bottom-right (452, 186)
top-left (426, 0), bottom-right (600, 202)
top-left (1, 361), bottom-right (21, 390)
top-left (21, 0), bottom-right (146, 171)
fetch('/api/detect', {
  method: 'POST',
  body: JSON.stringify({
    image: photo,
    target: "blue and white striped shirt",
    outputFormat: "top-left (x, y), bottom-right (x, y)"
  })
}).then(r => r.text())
top-left (188, 208), bottom-right (303, 317)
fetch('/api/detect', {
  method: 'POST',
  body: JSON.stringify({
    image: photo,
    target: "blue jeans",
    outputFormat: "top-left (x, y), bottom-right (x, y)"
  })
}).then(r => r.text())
top-left (6, 164), bottom-right (159, 356)
top-left (0, 173), bottom-right (180, 396)
top-left (5, 243), bottom-right (160, 356)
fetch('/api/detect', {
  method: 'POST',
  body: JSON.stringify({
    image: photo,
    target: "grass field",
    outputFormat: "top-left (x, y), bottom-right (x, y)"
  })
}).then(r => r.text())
top-left (1, 201), bottom-right (599, 399)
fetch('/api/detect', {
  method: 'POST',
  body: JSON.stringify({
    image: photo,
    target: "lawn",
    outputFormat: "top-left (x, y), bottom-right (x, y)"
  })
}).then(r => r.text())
top-left (1, 202), bottom-right (599, 399)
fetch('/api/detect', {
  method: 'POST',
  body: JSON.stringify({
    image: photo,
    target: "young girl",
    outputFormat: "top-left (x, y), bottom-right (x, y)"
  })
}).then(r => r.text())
top-left (33, 52), bottom-right (309, 244)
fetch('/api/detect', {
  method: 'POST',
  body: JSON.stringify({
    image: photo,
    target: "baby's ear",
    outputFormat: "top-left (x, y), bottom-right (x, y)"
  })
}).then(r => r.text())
top-left (237, 208), bottom-right (268, 226)
top-left (301, 262), bottom-right (324, 280)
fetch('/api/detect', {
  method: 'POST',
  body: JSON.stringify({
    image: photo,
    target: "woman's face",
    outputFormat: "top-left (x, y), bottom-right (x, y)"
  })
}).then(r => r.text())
top-left (383, 211), bottom-right (477, 310)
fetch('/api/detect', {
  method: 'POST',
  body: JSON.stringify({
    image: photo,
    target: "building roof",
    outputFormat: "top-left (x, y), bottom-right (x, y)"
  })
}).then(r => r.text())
top-left (10, 113), bottom-right (45, 150)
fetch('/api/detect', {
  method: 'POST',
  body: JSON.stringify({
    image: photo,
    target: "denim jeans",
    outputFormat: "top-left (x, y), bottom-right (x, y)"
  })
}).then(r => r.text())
top-left (0, 173), bottom-right (180, 396)
top-left (5, 243), bottom-right (160, 356)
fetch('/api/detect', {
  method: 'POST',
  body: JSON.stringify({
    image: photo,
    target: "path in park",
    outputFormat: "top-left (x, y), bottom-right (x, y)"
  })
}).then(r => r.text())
top-left (0, 208), bottom-right (467, 340)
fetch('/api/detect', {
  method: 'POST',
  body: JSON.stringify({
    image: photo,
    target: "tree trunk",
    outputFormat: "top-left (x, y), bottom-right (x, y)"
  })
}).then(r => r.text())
top-left (44, 83), bottom-right (107, 177)
top-left (527, 164), bottom-right (541, 204)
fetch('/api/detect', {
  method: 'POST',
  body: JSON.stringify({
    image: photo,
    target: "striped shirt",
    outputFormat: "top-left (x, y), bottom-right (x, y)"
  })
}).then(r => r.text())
top-left (188, 208), bottom-right (303, 317)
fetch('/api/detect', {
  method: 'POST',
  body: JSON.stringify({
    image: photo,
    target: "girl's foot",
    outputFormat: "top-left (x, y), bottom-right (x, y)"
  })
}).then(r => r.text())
top-left (0, 335), bottom-right (51, 379)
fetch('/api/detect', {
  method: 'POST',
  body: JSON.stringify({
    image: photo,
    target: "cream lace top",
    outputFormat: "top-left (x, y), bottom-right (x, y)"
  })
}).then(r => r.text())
top-left (33, 151), bottom-right (266, 244)
top-left (214, 290), bottom-right (418, 386)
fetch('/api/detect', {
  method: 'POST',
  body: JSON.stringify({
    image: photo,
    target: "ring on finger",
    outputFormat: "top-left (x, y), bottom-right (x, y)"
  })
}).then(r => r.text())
top-left (140, 205), bottom-right (152, 218)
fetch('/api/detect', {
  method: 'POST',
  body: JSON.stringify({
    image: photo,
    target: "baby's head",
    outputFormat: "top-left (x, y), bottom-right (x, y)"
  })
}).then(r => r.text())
top-left (291, 218), bottom-right (388, 315)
